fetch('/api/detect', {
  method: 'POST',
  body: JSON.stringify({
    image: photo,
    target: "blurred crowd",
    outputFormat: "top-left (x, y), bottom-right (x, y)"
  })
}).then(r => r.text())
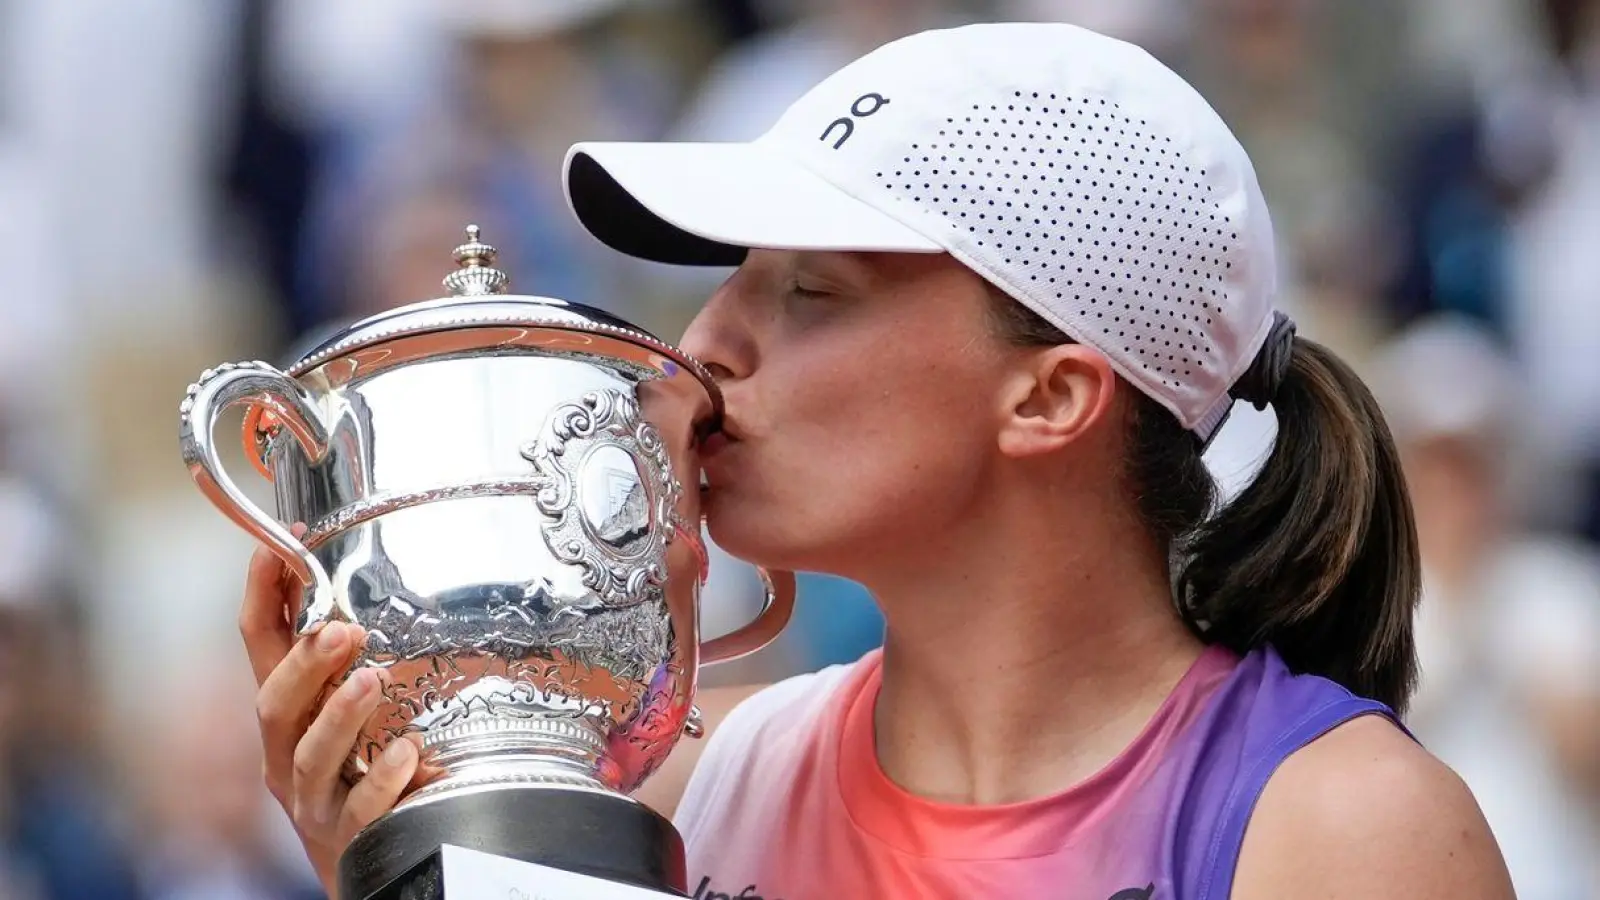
top-left (0, 0), bottom-right (1598, 897)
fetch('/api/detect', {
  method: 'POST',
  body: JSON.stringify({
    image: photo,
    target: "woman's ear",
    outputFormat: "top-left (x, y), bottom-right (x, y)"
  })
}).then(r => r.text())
top-left (996, 344), bottom-right (1119, 458)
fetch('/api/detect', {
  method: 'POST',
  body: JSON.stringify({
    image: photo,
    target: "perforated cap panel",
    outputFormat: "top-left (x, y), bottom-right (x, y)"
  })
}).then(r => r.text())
top-left (877, 90), bottom-right (1238, 393)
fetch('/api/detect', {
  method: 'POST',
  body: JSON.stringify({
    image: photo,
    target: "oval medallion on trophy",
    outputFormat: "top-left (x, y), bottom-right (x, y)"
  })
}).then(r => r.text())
top-left (578, 444), bottom-right (654, 553)
top-left (522, 388), bottom-right (678, 610)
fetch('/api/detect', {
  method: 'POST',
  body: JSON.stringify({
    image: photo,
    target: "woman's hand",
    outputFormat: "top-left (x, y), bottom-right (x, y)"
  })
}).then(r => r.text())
top-left (239, 542), bottom-right (420, 893)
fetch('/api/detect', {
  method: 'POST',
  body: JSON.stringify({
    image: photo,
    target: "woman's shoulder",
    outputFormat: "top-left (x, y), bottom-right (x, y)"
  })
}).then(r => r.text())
top-left (1197, 645), bottom-right (1511, 898)
top-left (1232, 714), bottom-right (1515, 900)
top-left (1159, 644), bottom-right (1514, 898)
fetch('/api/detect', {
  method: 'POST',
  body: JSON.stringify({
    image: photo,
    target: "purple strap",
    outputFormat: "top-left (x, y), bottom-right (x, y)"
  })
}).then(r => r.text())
top-left (1197, 697), bottom-right (1400, 900)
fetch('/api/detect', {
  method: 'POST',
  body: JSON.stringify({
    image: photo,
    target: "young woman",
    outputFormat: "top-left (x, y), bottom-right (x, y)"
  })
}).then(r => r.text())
top-left (241, 23), bottom-right (1515, 899)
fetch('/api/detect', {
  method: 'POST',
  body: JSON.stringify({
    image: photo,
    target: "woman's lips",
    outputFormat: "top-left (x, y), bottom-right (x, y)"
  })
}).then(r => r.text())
top-left (700, 431), bottom-right (734, 458)
top-left (699, 431), bottom-right (739, 499)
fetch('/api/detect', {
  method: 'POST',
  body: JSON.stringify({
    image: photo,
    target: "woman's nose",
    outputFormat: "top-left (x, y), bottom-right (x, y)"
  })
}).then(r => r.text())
top-left (679, 286), bottom-right (754, 383)
top-left (698, 359), bottom-right (736, 383)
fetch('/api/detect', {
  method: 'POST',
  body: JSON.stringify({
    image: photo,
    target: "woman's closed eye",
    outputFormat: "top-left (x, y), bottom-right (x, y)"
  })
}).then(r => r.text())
top-left (787, 279), bottom-right (836, 301)
top-left (781, 279), bottom-right (850, 325)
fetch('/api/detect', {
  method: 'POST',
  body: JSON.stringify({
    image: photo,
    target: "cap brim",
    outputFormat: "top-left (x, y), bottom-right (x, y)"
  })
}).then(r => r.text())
top-left (563, 141), bottom-right (943, 266)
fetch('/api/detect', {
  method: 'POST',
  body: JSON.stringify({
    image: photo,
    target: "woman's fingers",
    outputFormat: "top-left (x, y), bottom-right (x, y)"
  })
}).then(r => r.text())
top-left (240, 543), bottom-right (297, 686)
top-left (340, 735), bottom-right (420, 839)
top-left (240, 523), bottom-right (314, 685)
top-left (257, 622), bottom-right (366, 799)
top-left (291, 666), bottom-right (386, 828)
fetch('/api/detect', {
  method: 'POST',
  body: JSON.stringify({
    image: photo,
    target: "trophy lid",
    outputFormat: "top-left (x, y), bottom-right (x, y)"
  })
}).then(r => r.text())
top-left (284, 225), bottom-right (716, 393)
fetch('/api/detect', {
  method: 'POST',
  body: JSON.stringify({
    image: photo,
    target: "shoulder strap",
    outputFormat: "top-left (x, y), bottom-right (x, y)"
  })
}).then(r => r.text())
top-left (1195, 696), bottom-right (1398, 900)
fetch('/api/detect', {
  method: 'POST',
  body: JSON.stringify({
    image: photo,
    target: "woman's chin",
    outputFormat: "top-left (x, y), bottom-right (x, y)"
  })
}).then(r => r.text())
top-left (703, 495), bottom-right (812, 574)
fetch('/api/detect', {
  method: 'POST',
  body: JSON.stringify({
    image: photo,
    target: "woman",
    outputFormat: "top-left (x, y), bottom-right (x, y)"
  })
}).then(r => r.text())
top-left (241, 23), bottom-right (1514, 898)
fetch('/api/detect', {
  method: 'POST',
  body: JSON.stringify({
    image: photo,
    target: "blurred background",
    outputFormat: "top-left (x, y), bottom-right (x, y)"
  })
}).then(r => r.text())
top-left (0, 0), bottom-right (1598, 896)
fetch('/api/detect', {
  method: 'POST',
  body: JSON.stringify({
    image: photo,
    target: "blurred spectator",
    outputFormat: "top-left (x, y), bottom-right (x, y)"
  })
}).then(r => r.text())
top-left (1387, 0), bottom-right (1600, 539)
top-left (3, 0), bottom-right (243, 327)
top-left (133, 670), bottom-right (321, 900)
top-left (291, 0), bottom-right (677, 341)
top-left (1181, 0), bottom-right (1409, 333)
top-left (1505, 0), bottom-right (1600, 541)
top-left (1385, 0), bottom-right (1576, 334)
top-left (219, 0), bottom-right (323, 328)
top-left (0, 477), bottom-right (147, 900)
top-left (266, 0), bottom-right (447, 138)
top-left (998, 0), bottom-right (1191, 59)
top-left (672, 0), bottom-right (969, 143)
top-left (1375, 315), bottom-right (1600, 899)
top-left (693, 0), bottom-right (769, 43)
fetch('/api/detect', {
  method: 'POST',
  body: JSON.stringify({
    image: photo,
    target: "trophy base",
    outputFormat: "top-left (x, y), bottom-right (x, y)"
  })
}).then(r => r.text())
top-left (339, 786), bottom-right (687, 900)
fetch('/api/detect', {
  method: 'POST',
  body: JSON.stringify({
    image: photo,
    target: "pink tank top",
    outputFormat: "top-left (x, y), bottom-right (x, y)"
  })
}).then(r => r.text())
top-left (673, 644), bottom-right (1395, 900)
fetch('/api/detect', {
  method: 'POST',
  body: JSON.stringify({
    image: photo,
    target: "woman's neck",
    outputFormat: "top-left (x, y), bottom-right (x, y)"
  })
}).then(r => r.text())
top-left (861, 491), bottom-right (1204, 807)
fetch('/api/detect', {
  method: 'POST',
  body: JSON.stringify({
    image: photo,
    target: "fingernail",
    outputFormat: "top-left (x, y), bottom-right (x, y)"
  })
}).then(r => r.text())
top-left (352, 668), bottom-right (379, 698)
top-left (383, 738), bottom-right (413, 767)
top-left (316, 624), bottom-right (345, 652)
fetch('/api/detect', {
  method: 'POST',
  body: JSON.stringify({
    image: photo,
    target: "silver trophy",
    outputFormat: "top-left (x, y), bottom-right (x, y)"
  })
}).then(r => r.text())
top-left (179, 227), bottom-right (794, 898)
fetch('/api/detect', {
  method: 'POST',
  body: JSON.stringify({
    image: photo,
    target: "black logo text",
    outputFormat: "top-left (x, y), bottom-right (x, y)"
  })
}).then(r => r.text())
top-left (819, 93), bottom-right (891, 149)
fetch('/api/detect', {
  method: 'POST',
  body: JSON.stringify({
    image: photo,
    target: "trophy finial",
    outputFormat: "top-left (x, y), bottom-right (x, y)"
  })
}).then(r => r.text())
top-left (444, 224), bottom-right (510, 296)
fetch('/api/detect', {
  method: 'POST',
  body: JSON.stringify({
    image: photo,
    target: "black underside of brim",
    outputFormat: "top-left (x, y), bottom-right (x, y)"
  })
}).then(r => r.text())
top-left (567, 152), bottom-right (749, 267)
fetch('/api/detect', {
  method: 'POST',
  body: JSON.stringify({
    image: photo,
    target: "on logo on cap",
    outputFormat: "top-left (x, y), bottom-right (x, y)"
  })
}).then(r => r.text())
top-left (820, 93), bottom-right (891, 149)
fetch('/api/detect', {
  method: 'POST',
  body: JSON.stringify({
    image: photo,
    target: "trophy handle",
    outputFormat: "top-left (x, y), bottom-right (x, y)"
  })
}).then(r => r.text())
top-left (699, 567), bottom-right (796, 665)
top-left (179, 361), bottom-right (342, 634)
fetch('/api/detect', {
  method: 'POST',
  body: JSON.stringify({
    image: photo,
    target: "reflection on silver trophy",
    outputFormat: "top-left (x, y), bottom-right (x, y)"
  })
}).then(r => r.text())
top-left (178, 227), bottom-right (794, 896)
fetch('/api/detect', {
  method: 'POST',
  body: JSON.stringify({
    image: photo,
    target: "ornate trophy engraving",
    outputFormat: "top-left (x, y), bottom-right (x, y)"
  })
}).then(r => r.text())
top-left (524, 388), bottom-right (677, 615)
top-left (178, 227), bottom-right (794, 899)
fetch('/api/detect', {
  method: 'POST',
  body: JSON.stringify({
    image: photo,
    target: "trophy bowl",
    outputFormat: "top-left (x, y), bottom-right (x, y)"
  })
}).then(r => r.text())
top-left (178, 227), bottom-right (794, 898)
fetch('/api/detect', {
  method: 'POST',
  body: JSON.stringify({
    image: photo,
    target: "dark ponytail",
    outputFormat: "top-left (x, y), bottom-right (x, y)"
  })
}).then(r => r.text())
top-left (988, 295), bottom-right (1422, 715)
top-left (1178, 337), bottom-right (1421, 714)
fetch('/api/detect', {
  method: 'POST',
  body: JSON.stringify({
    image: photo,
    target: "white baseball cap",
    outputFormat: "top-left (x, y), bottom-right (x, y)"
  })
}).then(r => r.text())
top-left (564, 22), bottom-right (1280, 441)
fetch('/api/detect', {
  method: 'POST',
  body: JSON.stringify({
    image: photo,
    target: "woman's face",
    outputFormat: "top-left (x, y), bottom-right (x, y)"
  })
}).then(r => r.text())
top-left (680, 250), bottom-right (1031, 578)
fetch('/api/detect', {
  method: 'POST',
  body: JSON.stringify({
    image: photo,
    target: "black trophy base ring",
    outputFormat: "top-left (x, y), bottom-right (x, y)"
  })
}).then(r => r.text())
top-left (338, 785), bottom-right (687, 900)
